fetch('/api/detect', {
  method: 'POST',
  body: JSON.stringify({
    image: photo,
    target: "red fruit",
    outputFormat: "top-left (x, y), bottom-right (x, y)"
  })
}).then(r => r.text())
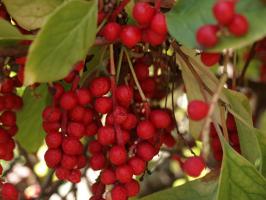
top-left (122, 113), bottom-right (138, 130)
top-left (77, 155), bottom-right (87, 169)
top-left (133, 2), bottom-right (155, 25)
top-left (125, 180), bottom-right (140, 197)
top-left (60, 91), bottom-right (78, 110)
top-left (106, 113), bottom-right (114, 125)
top-left (162, 133), bottom-right (176, 148)
top-left (90, 77), bottom-right (111, 97)
top-left (228, 14), bottom-right (249, 36)
top-left (116, 85), bottom-right (133, 107)
top-left (0, 78), bottom-right (14, 93)
top-left (44, 149), bottom-right (62, 168)
top-left (121, 129), bottom-right (130, 145)
top-left (45, 132), bottom-right (62, 148)
top-left (226, 114), bottom-right (236, 131)
top-left (0, 164), bottom-right (2, 175)
top-left (64, 70), bottom-right (76, 83)
top-left (182, 156), bottom-right (205, 177)
top-left (150, 109), bottom-right (171, 129)
top-left (150, 12), bottom-right (167, 35)
top-left (113, 106), bottom-right (128, 124)
top-left (74, 61), bottom-right (85, 72)
top-left (42, 106), bottom-right (61, 122)
top-left (137, 120), bottom-right (155, 139)
top-left (187, 100), bottom-right (209, 121)
top-left (111, 185), bottom-right (128, 200)
top-left (83, 109), bottom-right (94, 124)
top-left (137, 142), bottom-right (156, 161)
top-left (211, 137), bottom-right (222, 152)
top-left (134, 62), bottom-right (150, 81)
top-left (128, 156), bottom-right (146, 175)
top-left (85, 122), bottom-right (98, 136)
top-left (115, 164), bottom-right (134, 183)
top-left (0, 128), bottom-right (10, 143)
top-left (42, 122), bottom-right (60, 133)
top-left (0, 111), bottom-right (16, 127)
top-left (61, 155), bottom-right (78, 169)
top-left (88, 140), bottom-right (103, 154)
top-left (62, 138), bottom-right (83, 155)
top-left (230, 133), bottom-right (239, 145)
top-left (76, 88), bottom-right (92, 105)
top-left (196, 24), bottom-right (219, 48)
top-left (97, 126), bottom-right (115, 146)
top-left (140, 78), bottom-right (156, 96)
top-left (67, 122), bottom-right (85, 138)
top-left (100, 169), bottom-right (116, 185)
top-left (102, 22), bottom-right (121, 42)
top-left (120, 25), bottom-right (141, 48)
top-left (109, 145), bottom-right (127, 165)
top-left (68, 169), bottom-right (81, 183)
top-left (145, 29), bottom-right (166, 46)
top-left (55, 167), bottom-right (70, 180)
top-left (1, 183), bottom-right (19, 200)
top-left (200, 52), bottom-right (221, 66)
top-left (89, 153), bottom-right (106, 170)
top-left (53, 83), bottom-right (64, 99)
top-left (213, 0), bottom-right (235, 25)
top-left (91, 182), bottom-right (105, 195)
top-left (69, 106), bottom-right (85, 122)
top-left (94, 97), bottom-right (113, 114)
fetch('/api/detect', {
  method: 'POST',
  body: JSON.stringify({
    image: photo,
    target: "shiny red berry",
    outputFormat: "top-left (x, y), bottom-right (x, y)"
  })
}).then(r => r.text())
top-left (90, 77), bottom-right (111, 97)
top-left (187, 100), bottom-right (209, 121)
top-left (89, 153), bottom-right (106, 170)
top-left (213, 0), bottom-right (235, 25)
top-left (1, 183), bottom-right (19, 200)
top-left (182, 156), bottom-right (205, 177)
top-left (200, 52), bottom-right (221, 66)
top-left (60, 91), bottom-right (78, 110)
top-left (137, 142), bottom-right (156, 161)
top-left (196, 25), bottom-right (219, 48)
top-left (109, 145), bottom-right (127, 165)
top-left (125, 179), bottom-right (140, 197)
top-left (111, 185), bottom-right (128, 200)
top-left (228, 14), bottom-right (249, 36)
top-left (120, 25), bottom-right (141, 48)
top-left (115, 85), bottom-right (133, 107)
top-left (100, 169), bottom-right (116, 185)
top-left (42, 106), bottom-right (61, 122)
top-left (137, 120), bottom-right (155, 139)
top-left (115, 164), bottom-right (134, 183)
top-left (128, 156), bottom-right (146, 175)
top-left (45, 132), bottom-right (62, 148)
top-left (94, 97), bottom-right (113, 114)
top-left (133, 2), bottom-right (155, 25)
top-left (150, 109), bottom-right (171, 129)
top-left (97, 126), bottom-right (115, 146)
top-left (102, 22), bottom-right (121, 42)
top-left (44, 149), bottom-right (62, 168)
top-left (150, 12), bottom-right (167, 35)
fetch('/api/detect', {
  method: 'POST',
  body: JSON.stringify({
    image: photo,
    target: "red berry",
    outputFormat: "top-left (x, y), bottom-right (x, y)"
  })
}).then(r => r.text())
top-left (94, 97), bottom-right (113, 114)
top-left (88, 140), bottom-right (103, 154)
top-left (0, 111), bottom-right (16, 127)
top-left (137, 120), bottom-right (155, 139)
top-left (55, 167), bottom-right (70, 180)
top-left (68, 169), bottom-right (81, 183)
top-left (120, 25), bottom-right (141, 48)
top-left (150, 12), bottom-right (167, 35)
top-left (109, 145), bottom-right (127, 165)
top-left (187, 100), bottom-right (209, 121)
top-left (62, 138), bottom-right (83, 155)
top-left (133, 2), bottom-right (155, 25)
top-left (0, 164), bottom-right (2, 175)
top-left (53, 83), bottom-right (64, 99)
top-left (69, 106), bottom-right (85, 122)
top-left (113, 106), bottom-right (128, 124)
top-left (42, 106), bottom-right (61, 122)
top-left (145, 29), bottom-right (166, 46)
top-left (83, 108), bottom-right (94, 124)
top-left (134, 62), bottom-right (149, 81)
top-left (182, 156), bottom-right (205, 177)
top-left (76, 88), bottom-right (92, 105)
top-left (0, 78), bottom-right (14, 93)
top-left (140, 77), bottom-right (156, 96)
top-left (228, 14), bottom-right (249, 36)
top-left (226, 114), bottom-right (236, 131)
top-left (230, 133), bottom-right (239, 145)
top-left (100, 169), bottom-right (116, 185)
top-left (44, 149), bottom-right (62, 168)
top-left (45, 132), bottom-right (62, 148)
top-left (111, 185), bottom-right (128, 200)
top-left (91, 182), bottom-right (105, 195)
top-left (128, 156), bottom-right (146, 175)
top-left (64, 70), bottom-right (76, 83)
top-left (122, 113), bottom-right (138, 130)
top-left (102, 22), bottom-right (121, 42)
top-left (67, 122), bottom-right (85, 138)
top-left (42, 122), bottom-right (60, 133)
top-left (85, 122), bottom-right (98, 136)
top-left (61, 155), bottom-right (78, 169)
top-left (213, 0), bottom-right (235, 25)
top-left (196, 25), bottom-right (219, 48)
top-left (137, 142), bottom-right (156, 161)
top-left (90, 77), bottom-right (111, 97)
top-left (89, 153), bottom-right (106, 170)
top-left (162, 133), bottom-right (176, 148)
top-left (0, 128), bottom-right (11, 143)
top-left (60, 91), bottom-right (78, 110)
top-left (125, 179), bottom-right (140, 197)
top-left (200, 52), bottom-right (221, 66)
top-left (1, 183), bottom-right (19, 200)
top-left (150, 109), bottom-right (171, 129)
top-left (115, 85), bottom-right (133, 107)
top-left (97, 126), bottom-right (115, 146)
top-left (77, 155), bottom-right (87, 169)
top-left (115, 164), bottom-right (134, 183)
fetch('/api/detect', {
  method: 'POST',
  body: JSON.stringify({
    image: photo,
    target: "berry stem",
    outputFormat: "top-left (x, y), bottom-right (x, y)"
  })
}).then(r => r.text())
top-left (116, 48), bottom-right (124, 83)
top-left (155, 0), bottom-right (161, 10)
top-left (110, 0), bottom-right (130, 21)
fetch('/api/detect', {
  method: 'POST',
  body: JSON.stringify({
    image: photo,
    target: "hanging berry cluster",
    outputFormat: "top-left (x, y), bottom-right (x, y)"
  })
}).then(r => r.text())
top-left (196, 0), bottom-right (249, 48)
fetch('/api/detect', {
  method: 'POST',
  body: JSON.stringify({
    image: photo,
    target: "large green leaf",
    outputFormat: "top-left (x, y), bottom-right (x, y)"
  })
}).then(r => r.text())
top-left (217, 136), bottom-right (266, 200)
top-left (140, 176), bottom-right (218, 200)
top-left (256, 129), bottom-right (266, 177)
top-left (3, 0), bottom-right (64, 30)
top-left (16, 84), bottom-right (51, 152)
top-left (24, 0), bottom-right (98, 85)
top-left (225, 89), bottom-right (262, 169)
top-left (167, 0), bottom-right (266, 51)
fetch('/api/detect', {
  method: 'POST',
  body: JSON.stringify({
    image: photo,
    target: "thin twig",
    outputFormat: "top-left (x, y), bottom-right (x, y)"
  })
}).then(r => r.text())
top-left (219, 106), bottom-right (229, 141)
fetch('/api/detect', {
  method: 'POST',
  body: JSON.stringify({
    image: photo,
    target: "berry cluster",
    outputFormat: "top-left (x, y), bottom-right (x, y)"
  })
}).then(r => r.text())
top-left (196, 0), bottom-right (249, 48)
top-left (43, 62), bottom-right (93, 183)
top-left (102, 2), bottom-right (167, 48)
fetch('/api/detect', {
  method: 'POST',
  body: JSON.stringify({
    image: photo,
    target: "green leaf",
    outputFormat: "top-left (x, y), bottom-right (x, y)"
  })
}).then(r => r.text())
top-left (255, 129), bottom-right (266, 177)
top-left (225, 89), bottom-right (262, 169)
top-left (16, 84), bottom-right (51, 152)
top-left (24, 0), bottom-right (98, 85)
top-left (139, 175), bottom-right (218, 200)
top-left (2, 0), bottom-right (64, 30)
top-left (167, 0), bottom-right (266, 51)
top-left (217, 136), bottom-right (266, 200)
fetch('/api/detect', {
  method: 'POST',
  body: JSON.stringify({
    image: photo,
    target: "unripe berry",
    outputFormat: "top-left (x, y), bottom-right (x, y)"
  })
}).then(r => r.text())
top-left (55, 167), bottom-right (70, 180)
top-left (100, 169), bottom-right (116, 185)
top-left (200, 52), bottom-right (221, 66)
top-left (85, 122), bottom-right (98, 136)
top-left (44, 149), bottom-right (62, 168)
top-left (89, 153), bottom-right (106, 170)
top-left (97, 126), bottom-right (115, 145)
top-left (94, 97), bottom-right (113, 114)
top-left (150, 109), bottom-right (171, 129)
top-left (122, 113), bottom-right (138, 130)
top-left (182, 156), bottom-right (205, 177)
top-left (76, 88), bottom-right (92, 105)
top-left (115, 85), bottom-right (133, 107)
top-left (228, 14), bottom-right (249, 36)
top-left (60, 91), bottom-right (78, 110)
top-left (109, 145), bottom-right (127, 165)
top-left (115, 164), bottom-right (134, 183)
top-left (196, 25), bottom-right (219, 48)
top-left (62, 138), bottom-right (83, 155)
top-left (137, 120), bottom-right (155, 139)
top-left (111, 185), bottom-right (128, 200)
top-left (120, 25), bottom-right (141, 48)
top-left (61, 155), bottom-right (78, 169)
top-left (90, 77), bottom-right (111, 97)
top-left (187, 100), bottom-right (209, 121)
top-left (45, 132), bottom-right (62, 148)
top-left (133, 2), bottom-right (155, 25)
top-left (213, 0), bottom-right (235, 25)
top-left (150, 12), bottom-right (167, 35)
top-left (88, 140), bottom-right (103, 154)
top-left (102, 22), bottom-right (121, 42)
top-left (128, 156), bottom-right (146, 175)
top-left (1, 183), bottom-right (19, 200)
top-left (69, 106), bottom-right (85, 122)
top-left (137, 142), bottom-right (156, 161)
top-left (68, 169), bottom-right (81, 183)
top-left (0, 111), bottom-right (16, 127)
top-left (125, 179), bottom-right (140, 197)
top-left (67, 122), bottom-right (85, 138)
top-left (42, 106), bottom-right (61, 122)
